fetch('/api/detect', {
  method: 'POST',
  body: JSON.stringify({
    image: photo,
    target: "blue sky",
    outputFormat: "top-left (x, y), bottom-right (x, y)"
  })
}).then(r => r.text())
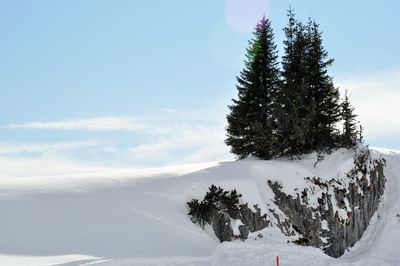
top-left (1, 0), bottom-right (400, 169)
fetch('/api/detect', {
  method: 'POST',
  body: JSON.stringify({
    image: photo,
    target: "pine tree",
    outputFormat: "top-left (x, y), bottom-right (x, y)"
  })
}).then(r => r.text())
top-left (341, 90), bottom-right (358, 148)
top-left (277, 10), bottom-right (342, 156)
top-left (305, 20), bottom-right (341, 150)
top-left (226, 9), bottom-right (363, 160)
top-left (276, 8), bottom-right (309, 156)
top-left (225, 16), bottom-right (280, 159)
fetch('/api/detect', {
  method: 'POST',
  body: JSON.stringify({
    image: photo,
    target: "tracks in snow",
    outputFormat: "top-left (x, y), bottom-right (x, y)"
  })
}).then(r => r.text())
top-left (99, 176), bottom-right (210, 239)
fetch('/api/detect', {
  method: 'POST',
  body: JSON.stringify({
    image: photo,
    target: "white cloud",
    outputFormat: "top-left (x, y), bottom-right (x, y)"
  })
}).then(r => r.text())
top-left (0, 140), bottom-right (101, 155)
top-left (6, 116), bottom-right (148, 132)
top-left (4, 108), bottom-right (233, 165)
top-left (129, 124), bottom-right (232, 163)
top-left (337, 70), bottom-right (400, 139)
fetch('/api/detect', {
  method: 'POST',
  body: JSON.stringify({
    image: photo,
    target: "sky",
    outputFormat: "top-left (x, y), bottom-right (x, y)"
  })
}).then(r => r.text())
top-left (1, 0), bottom-right (400, 171)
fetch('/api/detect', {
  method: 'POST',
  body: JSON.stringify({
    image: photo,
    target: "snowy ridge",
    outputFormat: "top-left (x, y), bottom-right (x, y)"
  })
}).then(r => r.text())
top-left (0, 148), bottom-right (398, 265)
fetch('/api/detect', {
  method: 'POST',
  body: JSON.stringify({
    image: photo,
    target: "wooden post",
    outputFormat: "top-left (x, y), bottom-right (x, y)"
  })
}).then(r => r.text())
top-left (276, 256), bottom-right (280, 266)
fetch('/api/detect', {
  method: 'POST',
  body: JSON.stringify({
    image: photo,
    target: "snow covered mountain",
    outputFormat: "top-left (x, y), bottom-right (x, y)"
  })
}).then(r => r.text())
top-left (1, 147), bottom-right (399, 266)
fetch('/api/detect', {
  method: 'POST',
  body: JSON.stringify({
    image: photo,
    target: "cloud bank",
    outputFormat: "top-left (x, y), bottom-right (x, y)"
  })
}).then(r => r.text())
top-left (337, 70), bottom-right (400, 139)
top-left (0, 140), bottom-right (102, 155)
top-left (6, 116), bottom-right (147, 132)
top-left (3, 109), bottom-right (233, 167)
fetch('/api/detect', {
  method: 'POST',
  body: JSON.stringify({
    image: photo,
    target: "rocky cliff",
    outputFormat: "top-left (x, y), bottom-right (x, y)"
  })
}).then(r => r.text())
top-left (188, 147), bottom-right (387, 258)
top-left (268, 147), bottom-right (386, 257)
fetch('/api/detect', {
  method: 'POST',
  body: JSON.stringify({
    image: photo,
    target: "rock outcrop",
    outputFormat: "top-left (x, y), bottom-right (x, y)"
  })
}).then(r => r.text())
top-left (268, 148), bottom-right (386, 257)
top-left (188, 147), bottom-right (386, 258)
top-left (211, 203), bottom-right (270, 242)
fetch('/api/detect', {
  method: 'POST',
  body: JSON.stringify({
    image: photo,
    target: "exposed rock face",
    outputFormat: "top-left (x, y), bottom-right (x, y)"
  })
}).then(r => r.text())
top-left (212, 213), bottom-right (234, 242)
top-left (268, 150), bottom-right (386, 257)
top-left (239, 204), bottom-right (269, 232)
top-left (189, 148), bottom-right (386, 258)
top-left (211, 204), bottom-right (270, 242)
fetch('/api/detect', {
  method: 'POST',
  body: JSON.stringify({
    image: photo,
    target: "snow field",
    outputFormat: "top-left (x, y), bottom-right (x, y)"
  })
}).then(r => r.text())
top-left (0, 148), bottom-right (398, 265)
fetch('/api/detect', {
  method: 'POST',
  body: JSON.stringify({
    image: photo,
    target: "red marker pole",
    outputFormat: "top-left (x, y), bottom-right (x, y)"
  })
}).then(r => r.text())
top-left (276, 256), bottom-right (280, 266)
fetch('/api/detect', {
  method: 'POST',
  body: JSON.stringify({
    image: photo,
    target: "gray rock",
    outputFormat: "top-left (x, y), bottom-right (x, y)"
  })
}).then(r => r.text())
top-left (212, 212), bottom-right (233, 242)
top-left (239, 203), bottom-right (269, 232)
top-left (200, 148), bottom-right (386, 259)
top-left (238, 225), bottom-right (250, 239)
top-left (211, 204), bottom-right (270, 242)
top-left (268, 153), bottom-right (386, 258)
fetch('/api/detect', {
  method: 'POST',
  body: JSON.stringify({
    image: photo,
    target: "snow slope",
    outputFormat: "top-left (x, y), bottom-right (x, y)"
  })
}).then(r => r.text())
top-left (0, 148), bottom-right (399, 266)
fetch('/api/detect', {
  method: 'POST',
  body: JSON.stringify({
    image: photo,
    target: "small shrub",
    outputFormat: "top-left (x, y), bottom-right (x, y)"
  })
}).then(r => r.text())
top-left (187, 199), bottom-right (214, 227)
top-left (187, 185), bottom-right (242, 227)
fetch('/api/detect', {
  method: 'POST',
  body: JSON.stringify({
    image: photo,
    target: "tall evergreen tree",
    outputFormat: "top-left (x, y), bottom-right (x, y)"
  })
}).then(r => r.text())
top-left (305, 20), bottom-right (341, 150)
top-left (276, 8), bottom-right (309, 156)
top-left (341, 90), bottom-right (358, 148)
top-left (225, 16), bottom-right (280, 159)
top-left (226, 9), bottom-right (363, 160)
top-left (277, 10), bottom-right (342, 156)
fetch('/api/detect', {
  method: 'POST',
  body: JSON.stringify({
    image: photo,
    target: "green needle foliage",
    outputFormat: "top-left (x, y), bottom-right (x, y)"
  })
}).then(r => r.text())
top-left (225, 16), bottom-right (280, 159)
top-left (226, 8), bottom-right (362, 160)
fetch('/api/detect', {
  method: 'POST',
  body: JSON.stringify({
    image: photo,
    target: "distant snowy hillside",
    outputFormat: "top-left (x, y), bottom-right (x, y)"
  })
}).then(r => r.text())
top-left (0, 148), bottom-right (399, 266)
